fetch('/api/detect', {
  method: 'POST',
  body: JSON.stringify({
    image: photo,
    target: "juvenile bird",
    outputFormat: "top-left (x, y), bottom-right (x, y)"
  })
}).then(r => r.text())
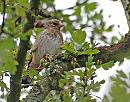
top-left (29, 19), bottom-right (63, 71)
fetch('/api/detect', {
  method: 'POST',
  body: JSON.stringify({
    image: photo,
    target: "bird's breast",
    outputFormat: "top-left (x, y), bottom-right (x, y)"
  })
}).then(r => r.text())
top-left (37, 34), bottom-right (62, 57)
top-left (29, 30), bottom-right (63, 69)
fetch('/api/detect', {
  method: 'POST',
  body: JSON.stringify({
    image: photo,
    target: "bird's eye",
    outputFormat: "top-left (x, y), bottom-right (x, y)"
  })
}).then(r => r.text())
top-left (53, 22), bottom-right (59, 25)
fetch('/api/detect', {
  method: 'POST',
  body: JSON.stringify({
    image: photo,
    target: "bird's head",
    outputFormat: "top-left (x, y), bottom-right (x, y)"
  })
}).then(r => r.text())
top-left (34, 19), bottom-right (63, 30)
top-left (46, 19), bottom-right (63, 29)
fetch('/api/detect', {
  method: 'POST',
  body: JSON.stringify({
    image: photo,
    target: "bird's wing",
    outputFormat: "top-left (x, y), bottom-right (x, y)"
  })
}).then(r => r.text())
top-left (31, 33), bottom-right (43, 53)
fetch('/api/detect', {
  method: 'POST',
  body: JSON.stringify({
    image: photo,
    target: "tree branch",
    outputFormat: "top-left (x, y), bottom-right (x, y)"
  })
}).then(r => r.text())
top-left (7, 37), bottom-right (30, 102)
top-left (24, 32), bottom-right (130, 102)
top-left (58, 0), bottom-right (88, 11)
top-left (0, 0), bottom-right (6, 35)
top-left (7, 0), bottom-right (40, 102)
top-left (121, 0), bottom-right (130, 29)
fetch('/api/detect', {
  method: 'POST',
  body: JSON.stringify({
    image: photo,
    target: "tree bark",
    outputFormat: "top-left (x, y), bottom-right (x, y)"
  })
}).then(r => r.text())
top-left (7, 0), bottom-right (40, 102)
top-left (121, 0), bottom-right (130, 29)
top-left (24, 33), bottom-right (130, 102)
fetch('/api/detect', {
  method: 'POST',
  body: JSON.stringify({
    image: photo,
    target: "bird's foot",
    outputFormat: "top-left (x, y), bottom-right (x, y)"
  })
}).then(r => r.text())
top-left (35, 65), bottom-right (43, 72)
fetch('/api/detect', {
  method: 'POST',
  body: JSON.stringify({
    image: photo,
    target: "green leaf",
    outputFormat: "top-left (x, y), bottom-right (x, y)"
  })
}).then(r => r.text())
top-left (18, 0), bottom-right (30, 7)
top-left (85, 2), bottom-right (97, 13)
top-left (63, 91), bottom-right (72, 102)
top-left (73, 70), bottom-right (84, 78)
top-left (74, 43), bottom-right (82, 51)
top-left (76, 95), bottom-right (86, 102)
top-left (116, 70), bottom-right (127, 79)
top-left (71, 30), bottom-right (86, 44)
top-left (86, 48), bottom-right (100, 54)
top-left (28, 69), bottom-right (38, 78)
top-left (63, 15), bottom-right (73, 32)
top-left (0, 81), bottom-right (8, 91)
top-left (87, 67), bottom-right (95, 77)
top-left (105, 25), bottom-right (114, 32)
top-left (0, 38), bottom-right (17, 74)
top-left (102, 61), bottom-right (114, 70)
top-left (107, 70), bottom-right (130, 102)
top-left (92, 10), bottom-right (103, 20)
top-left (22, 69), bottom-right (29, 76)
top-left (110, 84), bottom-right (130, 102)
top-left (111, 36), bottom-right (119, 44)
top-left (59, 81), bottom-right (64, 88)
top-left (0, 39), bottom-right (15, 50)
top-left (86, 55), bottom-right (94, 68)
top-left (74, 6), bottom-right (81, 16)
top-left (19, 29), bottom-right (32, 40)
top-left (42, 0), bottom-right (54, 5)
top-left (59, 79), bottom-right (69, 88)
top-left (78, 49), bottom-right (99, 55)
top-left (62, 42), bottom-right (74, 52)
top-left (99, 80), bottom-right (105, 84)
top-left (16, 5), bottom-right (25, 16)
top-left (91, 80), bottom-right (105, 92)
top-left (82, 42), bottom-right (90, 49)
top-left (4, 57), bottom-right (18, 74)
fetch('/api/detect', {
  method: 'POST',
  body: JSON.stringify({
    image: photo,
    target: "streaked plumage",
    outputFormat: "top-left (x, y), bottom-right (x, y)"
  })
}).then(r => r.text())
top-left (29, 19), bottom-right (63, 70)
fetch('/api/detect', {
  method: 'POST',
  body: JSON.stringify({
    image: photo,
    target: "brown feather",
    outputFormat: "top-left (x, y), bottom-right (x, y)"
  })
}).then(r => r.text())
top-left (29, 19), bottom-right (63, 69)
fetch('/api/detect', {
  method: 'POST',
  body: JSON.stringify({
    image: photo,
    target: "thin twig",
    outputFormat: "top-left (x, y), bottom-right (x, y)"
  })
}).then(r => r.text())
top-left (22, 83), bottom-right (38, 88)
top-left (1, 0), bottom-right (6, 34)
top-left (59, 0), bottom-right (88, 11)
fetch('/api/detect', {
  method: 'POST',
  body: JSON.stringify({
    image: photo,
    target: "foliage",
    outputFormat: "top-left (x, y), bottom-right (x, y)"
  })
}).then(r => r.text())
top-left (103, 70), bottom-right (130, 102)
top-left (0, 0), bottom-right (127, 101)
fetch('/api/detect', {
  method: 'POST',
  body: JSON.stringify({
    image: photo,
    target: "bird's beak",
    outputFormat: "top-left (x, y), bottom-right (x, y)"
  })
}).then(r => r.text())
top-left (59, 22), bottom-right (64, 28)
top-left (34, 20), bottom-right (45, 28)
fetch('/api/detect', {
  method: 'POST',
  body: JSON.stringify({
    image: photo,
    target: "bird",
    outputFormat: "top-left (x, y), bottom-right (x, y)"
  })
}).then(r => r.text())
top-left (28, 19), bottom-right (63, 71)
